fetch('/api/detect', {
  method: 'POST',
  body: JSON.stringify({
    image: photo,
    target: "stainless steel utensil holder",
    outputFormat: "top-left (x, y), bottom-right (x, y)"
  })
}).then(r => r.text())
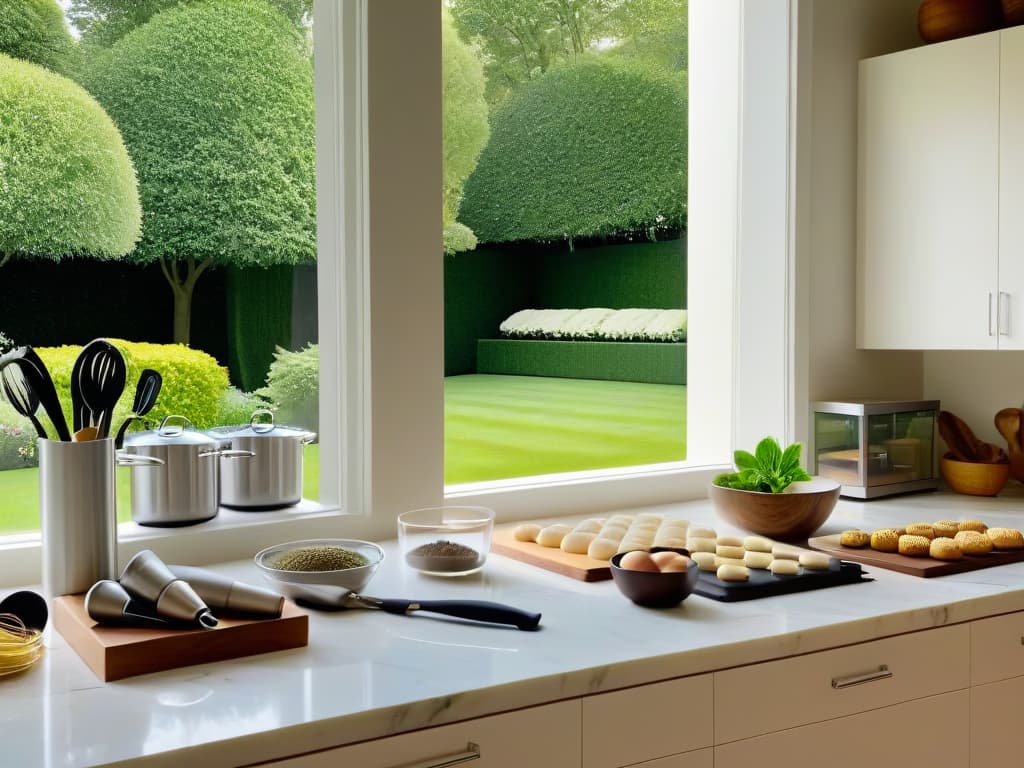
top-left (39, 438), bottom-right (117, 599)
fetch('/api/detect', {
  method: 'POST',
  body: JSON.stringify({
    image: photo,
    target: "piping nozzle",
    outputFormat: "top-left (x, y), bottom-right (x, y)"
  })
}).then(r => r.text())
top-left (119, 550), bottom-right (218, 628)
top-left (84, 580), bottom-right (168, 628)
top-left (169, 565), bottom-right (284, 617)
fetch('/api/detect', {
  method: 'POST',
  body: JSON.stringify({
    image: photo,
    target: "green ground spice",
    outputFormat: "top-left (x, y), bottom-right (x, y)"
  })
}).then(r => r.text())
top-left (272, 546), bottom-right (369, 572)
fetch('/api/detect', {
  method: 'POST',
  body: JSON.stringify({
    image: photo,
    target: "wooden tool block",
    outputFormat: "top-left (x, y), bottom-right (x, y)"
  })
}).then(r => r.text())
top-left (54, 594), bottom-right (308, 681)
top-left (491, 525), bottom-right (612, 581)
top-left (808, 534), bottom-right (1024, 577)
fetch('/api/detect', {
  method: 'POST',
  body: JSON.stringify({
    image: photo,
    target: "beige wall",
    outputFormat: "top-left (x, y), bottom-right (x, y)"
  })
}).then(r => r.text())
top-left (796, 0), bottom-right (924, 436)
top-left (924, 353), bottom-right (1024, 446)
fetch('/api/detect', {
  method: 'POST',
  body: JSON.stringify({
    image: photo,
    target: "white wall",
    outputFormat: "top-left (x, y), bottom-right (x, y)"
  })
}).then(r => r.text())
top-left (924, 353), bottom-right (1024, 446)
top-left (794, 0), bottom-right (924, 443)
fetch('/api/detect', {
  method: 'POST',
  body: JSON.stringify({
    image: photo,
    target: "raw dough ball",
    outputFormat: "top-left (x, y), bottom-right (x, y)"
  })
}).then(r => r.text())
top-left (536, 524), bottom-right (571, 548)
top-left (743, 551), bottom-right (773, 569)
top-left (692, 552), bottom-right (718, 571)
top-left (717, 535), bottom-right (744, 548)
top-left (716, 545), bottom-right (746, 560)
top-left (898, 535), bottom-right (931, 557)
top-left (687, 537), bottom-right (718, 554)
top-left (619, 550), bottom-right (659, 572)
top-left (769, 559), bottom-right (800, 575)
top-left (930, 537), bottom-right (962, 561)
top-left (798, 552), bottom-right (831, 570)
top-left (743, 536), bottom-right (773, 553)
top-left (560, 531), bottom-right (597, 555)
top-left (513, 523), bottom-right (542, 543)
top-left (955, 530), bottom-right (993, 555)
top-left (655, 537), bottom-right (688, 550)
top-left (573, 519), bottom-right (604, 534)
top-left (587, 537), bottom-right (621, 561)
top-left (717, 564), bottom-right (750, 582)
top-left (771, 544), bottom-right (800, 561)
top-left (688, 526), bottom-right (717, 540)
top-left (715, 556), bottom-right (747, 568)
top-left (839, 530), bottom-right (870, 548)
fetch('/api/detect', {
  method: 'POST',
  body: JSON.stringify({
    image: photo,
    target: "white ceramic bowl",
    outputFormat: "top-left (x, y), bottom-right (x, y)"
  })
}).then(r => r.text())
top-left (254, 538), bottom-right (384, 606)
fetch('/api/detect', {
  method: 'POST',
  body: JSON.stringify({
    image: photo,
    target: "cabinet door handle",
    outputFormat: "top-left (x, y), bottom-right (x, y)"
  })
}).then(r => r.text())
top-left (831, 664), bottom-right (892, 689)
top-left (402, 743), bottom-right (481, 768)
top-left (990, 293), bottom-right (996, 336)
top-left (1000, 291), bottom-right (1011, 336)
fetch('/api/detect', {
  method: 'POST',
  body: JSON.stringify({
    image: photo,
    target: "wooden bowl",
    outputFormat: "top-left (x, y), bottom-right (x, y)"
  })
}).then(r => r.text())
top-left (1002, 0), bottom-right (1024, 25)
top-left (940, 453), bottom-right (1009, 496)
top-left (709, 478), bottom-right (840, 542)
top-left (918, 0), bottom-right (1002, 43)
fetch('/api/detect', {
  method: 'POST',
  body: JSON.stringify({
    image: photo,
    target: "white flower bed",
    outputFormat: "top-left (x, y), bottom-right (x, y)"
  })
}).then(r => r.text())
top-left (499, 308), bottom-right (686, 342)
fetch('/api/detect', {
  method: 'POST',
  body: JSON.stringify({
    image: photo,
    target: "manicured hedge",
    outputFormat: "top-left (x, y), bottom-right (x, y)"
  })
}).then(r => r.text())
top-left (459, 57), bottom-right (687, 244)
top-left (0, 54), bottom-right (141, 261)
top-left (477, 339), bottom-right (686, 385)
top-left (0, 0), bottom-right (73, 72)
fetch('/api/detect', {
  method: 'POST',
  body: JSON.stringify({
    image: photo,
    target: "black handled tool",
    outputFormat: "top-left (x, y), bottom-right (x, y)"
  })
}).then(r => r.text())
top-left (347, 593), bottom-right (541, 631)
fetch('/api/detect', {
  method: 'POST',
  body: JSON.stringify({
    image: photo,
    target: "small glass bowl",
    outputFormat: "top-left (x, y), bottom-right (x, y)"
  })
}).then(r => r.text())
top-left (398, 506), bottom-right (495, 576)
top-left (254, 538), bottom-right (384, 605)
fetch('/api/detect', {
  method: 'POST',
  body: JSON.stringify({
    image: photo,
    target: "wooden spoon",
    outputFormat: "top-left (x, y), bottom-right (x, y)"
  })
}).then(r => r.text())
top-left (995, 408), bottom-right (1024, 480)
top-left (938, 410), bottom-right (980, 461)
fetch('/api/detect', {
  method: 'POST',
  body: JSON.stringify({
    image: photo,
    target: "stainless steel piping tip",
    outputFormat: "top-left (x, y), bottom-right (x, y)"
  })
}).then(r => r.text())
top-left (119, 550), bottom-right (217, 628)
top-left (169, 565), bottom-right (284, 617)
top-left (84, 580), bottom-right (167, 627)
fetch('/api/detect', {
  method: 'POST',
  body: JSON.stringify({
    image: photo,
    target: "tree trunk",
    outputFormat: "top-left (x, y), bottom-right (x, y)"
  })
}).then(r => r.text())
top-left (159, 256), bottom-right (214, 345)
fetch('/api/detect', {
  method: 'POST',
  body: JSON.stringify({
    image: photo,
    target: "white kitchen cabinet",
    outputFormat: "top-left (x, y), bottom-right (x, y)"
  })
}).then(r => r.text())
top-left (624, 748), bottom-right (713, 768)
top-left (857, 32), bottom-right (1001, 349)
top-left (259, 700), bottom-right (581, 767)
top-left (715, 690), bottom-right (970, 768)
top-left (581, 674), bottom-right (713, 768)
top-left (970, 676), bottom-right (1024, 768)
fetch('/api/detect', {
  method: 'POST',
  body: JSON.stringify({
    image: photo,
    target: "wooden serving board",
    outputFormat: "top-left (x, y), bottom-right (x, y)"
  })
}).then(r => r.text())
top-left (54, 595), bottom-right (308, 681)
top-left (490, 526), bottom-right (612, 581)
top-left (808, 534), bottom-right (1024, 577)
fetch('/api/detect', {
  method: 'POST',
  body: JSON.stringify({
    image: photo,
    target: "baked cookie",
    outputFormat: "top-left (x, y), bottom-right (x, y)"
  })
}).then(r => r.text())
top-left (898, 534), bottom-right (931, 557)
top-left (933, 520), bottom-right (960, 538)
top-left (954, 530), bottom-right (993, 555)
top-left (987, 527), bottom-right (1024, 550)
top-left (870, 529), bottom-right (901, 553)
top-left (958, 519), bottom-right (988, 533)
top-left (840, 530), bottom-right (870, 548)
top-left (905, 523), bottom-right (935, 540)
top-left (930, 537), bottom-right (962, 561)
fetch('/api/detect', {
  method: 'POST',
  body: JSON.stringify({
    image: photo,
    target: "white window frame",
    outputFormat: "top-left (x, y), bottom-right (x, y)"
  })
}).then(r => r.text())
top-left (0, 0), bottom-right (799, 588)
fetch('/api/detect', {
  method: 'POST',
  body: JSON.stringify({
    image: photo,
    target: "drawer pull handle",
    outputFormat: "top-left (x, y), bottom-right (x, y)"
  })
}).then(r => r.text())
top-left (404, 743), bottom-right (481, 768)
top-left (831, 665), bottom-right (892, 689)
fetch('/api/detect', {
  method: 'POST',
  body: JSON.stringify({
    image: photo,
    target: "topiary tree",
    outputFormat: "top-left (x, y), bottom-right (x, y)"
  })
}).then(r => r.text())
top-left (80, 0), bottom-right (316, 344)
top-left (443, 5), bottom-right (489, 255)
top-left (0, 0), bottom-right (74, 72)
top-left (459, 57), bottom-right (687, 244)
top-left (0, 54), bottom-right (141, 269)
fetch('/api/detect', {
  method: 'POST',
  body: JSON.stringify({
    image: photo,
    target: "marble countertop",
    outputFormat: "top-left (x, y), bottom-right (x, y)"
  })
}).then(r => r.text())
top-left (7, 490), bottom-right (1024, 768)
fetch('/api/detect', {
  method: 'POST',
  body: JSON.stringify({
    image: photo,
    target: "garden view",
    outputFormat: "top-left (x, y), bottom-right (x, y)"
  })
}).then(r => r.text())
top-left (0, 0), bottom-right (688, 533)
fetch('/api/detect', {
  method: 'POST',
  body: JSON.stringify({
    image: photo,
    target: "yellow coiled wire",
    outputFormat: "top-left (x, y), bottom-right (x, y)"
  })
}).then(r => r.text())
top-left (0, 613), bottom-right (43, 677)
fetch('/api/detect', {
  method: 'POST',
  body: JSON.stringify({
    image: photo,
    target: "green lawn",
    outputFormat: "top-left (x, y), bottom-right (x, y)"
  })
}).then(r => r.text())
top-left (444, 374), bottom-right (686, 484)
top-left (0, 374), bottom-right (686, 532)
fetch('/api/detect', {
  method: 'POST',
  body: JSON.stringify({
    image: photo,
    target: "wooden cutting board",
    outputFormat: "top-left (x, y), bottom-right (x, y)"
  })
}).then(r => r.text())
top-left (490, 526), bottom-right (612, 581)
top-left (808, 534), bottom-right (1024, 577)
top-left (54, 594), bottom-right (308, 681)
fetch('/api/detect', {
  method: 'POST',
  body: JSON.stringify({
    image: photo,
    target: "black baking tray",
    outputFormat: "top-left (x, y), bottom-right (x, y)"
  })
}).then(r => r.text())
top-left (694, 558), bottom-right (871, 602)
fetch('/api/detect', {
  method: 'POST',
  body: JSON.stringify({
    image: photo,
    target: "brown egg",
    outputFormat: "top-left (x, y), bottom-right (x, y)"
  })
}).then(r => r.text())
top-left (619, 550), bottom-right (659, 572)
top-left (650, 551), bottom-right (688, 572)
top-left (657, 553), bottom-right (690, 572)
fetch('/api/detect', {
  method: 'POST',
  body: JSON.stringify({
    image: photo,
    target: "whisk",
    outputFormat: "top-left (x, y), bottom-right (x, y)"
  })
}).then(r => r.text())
top-left (0, 613), bottom-right (44, 677)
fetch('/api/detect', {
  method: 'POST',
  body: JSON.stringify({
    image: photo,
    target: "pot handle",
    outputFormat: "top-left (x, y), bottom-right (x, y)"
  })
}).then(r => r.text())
top-left (116, 452), bottom-right (165, 468)
top-left (158, 414), bottom-right (194, 437)
top-left (250, 409), bottom-right (276, 434)
top-left (301, 432), bottom-right (317, 445)
top-left (198, 449), bottom-right (255, 459)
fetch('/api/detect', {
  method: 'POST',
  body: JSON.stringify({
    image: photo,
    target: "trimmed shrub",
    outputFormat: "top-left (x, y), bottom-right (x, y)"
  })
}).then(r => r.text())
top-left (0, 54), bottom-right (141, 263)
top-left (37, 340), bottom-right (230, 433)
top-left (500, 308), bottom-right (687, 342)
top-left (79, 0), bottom-right (316, 344)
top-left (460, 57), bottom-right (687, 244)
top-left (255, 344), bottom-right (319, 432)
top-left (0, 0), bottom-right (73, 72)
top-left (216, 387), bottom-right (270, 427)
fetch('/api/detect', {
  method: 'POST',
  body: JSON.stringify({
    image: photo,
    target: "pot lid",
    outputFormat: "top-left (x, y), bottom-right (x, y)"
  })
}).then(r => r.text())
top-left (207, 409), bottom-right (315, 440)
top-left (125, 415), bottom-right (220, 447)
